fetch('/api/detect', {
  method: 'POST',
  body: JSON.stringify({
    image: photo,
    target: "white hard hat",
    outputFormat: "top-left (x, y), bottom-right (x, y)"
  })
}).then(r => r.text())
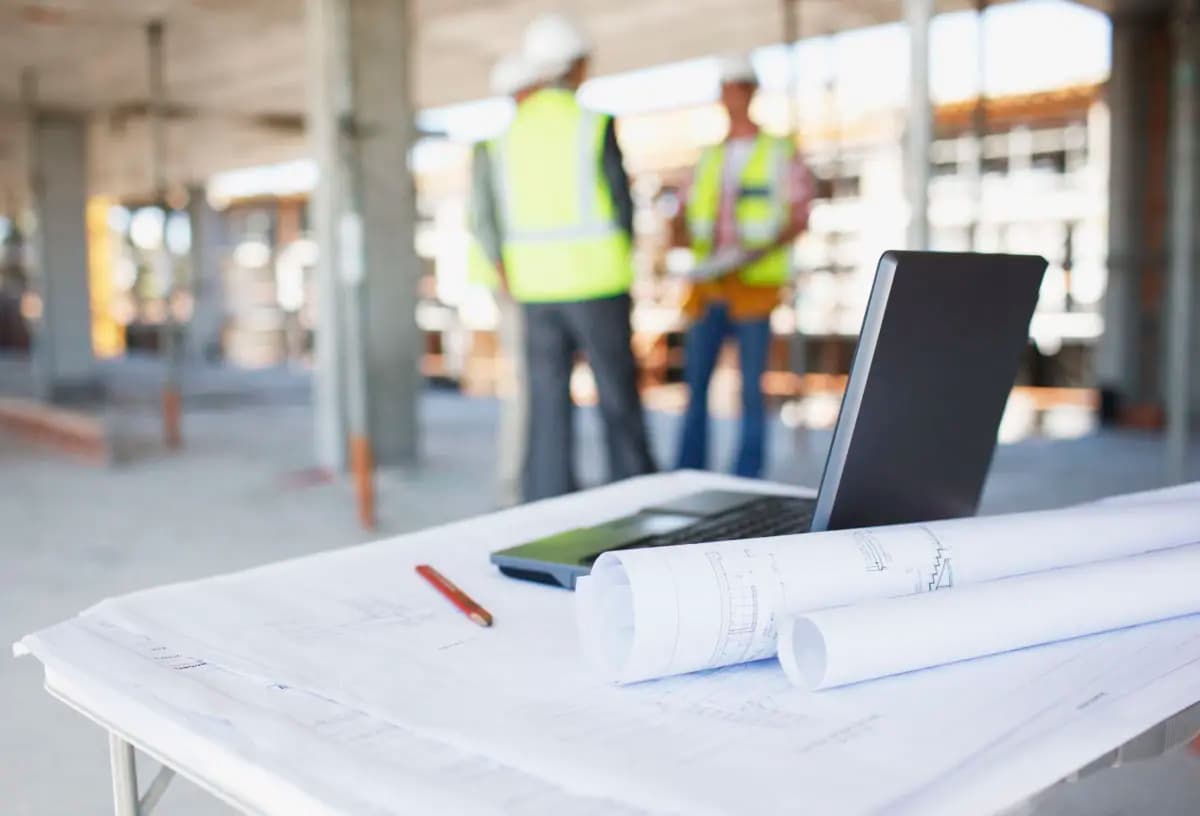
top-left (521, 11), bottom-right (591, 80)
top-left (490, 53), bottom-right (538, 96)
top-left (716, 53), bottom-right (758, 85)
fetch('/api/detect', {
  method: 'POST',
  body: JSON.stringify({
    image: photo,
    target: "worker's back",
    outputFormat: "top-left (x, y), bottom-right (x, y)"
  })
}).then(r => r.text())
top-left (498, 87), bottom-right (631, 303)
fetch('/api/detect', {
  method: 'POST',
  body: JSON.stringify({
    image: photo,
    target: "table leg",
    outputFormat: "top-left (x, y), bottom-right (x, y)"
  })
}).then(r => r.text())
top-left (108, 732), bottom-right (140, 816)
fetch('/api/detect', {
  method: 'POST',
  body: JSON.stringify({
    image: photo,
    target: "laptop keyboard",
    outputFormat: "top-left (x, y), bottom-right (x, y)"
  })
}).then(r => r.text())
top-left (630, 495), bottom-right (816, 550)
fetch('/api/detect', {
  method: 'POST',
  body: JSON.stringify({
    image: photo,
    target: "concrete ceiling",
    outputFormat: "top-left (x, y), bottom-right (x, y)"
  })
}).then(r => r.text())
top-left (0, 0), bottom-right (960, 115)
top-left (0, 0), bottom-right (1129, 202)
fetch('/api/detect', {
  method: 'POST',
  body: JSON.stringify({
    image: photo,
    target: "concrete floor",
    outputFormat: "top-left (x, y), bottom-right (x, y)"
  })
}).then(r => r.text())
top-left (2, 359), bottom-right (1199, 815)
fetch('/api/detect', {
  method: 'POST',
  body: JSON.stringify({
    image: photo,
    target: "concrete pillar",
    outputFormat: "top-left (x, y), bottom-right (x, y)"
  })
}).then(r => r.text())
top-left (306, 0), bottom-right (421, 468)
top-left (306, 0), bottom-right (347, 468)
top-left (29, 112), bottom-right (100, 402)
top-left (185, 186), bottom-right (226, 363)
top-left (1097, 15), bottom-right (1147, 402)
top-left (146, 19), bottom-right (183, 449)
top-left (1097, 11), bottom-right (1172, 425)
top-left (905, 0), bottom-right (933, 250)
top-left (1165, 0), bottom-right (1198, 482)
top-left (967, 0), bottom-right (987, 250)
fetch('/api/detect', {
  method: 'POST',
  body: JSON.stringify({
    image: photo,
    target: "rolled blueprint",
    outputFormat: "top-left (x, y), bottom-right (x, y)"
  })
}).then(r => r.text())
top-left (575, 494), bottom-right (1200, 684)
top-left (778, 542), bottom-right (1200, 689)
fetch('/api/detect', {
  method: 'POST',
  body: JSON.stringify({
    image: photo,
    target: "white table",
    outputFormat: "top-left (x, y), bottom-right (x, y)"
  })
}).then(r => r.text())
top-left (16, 472), bottom-right (1200, 816)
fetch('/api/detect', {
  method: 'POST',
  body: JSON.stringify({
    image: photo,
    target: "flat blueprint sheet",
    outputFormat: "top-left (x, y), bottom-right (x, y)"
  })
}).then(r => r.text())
top-left (17, 474), bottom-right (1200, 816)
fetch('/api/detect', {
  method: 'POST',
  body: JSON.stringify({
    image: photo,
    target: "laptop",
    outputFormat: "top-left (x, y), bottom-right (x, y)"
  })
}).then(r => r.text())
top-left (491, 250), bottom-right (1047, 589)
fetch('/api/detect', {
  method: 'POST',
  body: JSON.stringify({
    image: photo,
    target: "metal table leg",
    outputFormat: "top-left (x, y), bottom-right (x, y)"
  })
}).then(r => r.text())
top-left (109, 732), bottom-right (140, 816)
top-left (140, 766), bottom-right (176, 814)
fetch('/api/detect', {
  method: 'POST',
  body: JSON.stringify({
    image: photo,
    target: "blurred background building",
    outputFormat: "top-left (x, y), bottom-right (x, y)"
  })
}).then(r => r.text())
top-left (0, 0), bottom-right (1194, 474)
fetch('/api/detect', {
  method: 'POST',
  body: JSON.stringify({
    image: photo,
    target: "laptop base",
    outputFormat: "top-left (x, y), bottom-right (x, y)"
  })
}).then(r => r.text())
top-left (491, 490), bottom-right (814, 589)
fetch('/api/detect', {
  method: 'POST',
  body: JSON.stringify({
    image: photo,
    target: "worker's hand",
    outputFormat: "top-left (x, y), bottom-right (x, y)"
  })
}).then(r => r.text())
top-left (740, 247), bottom-right (768, 265)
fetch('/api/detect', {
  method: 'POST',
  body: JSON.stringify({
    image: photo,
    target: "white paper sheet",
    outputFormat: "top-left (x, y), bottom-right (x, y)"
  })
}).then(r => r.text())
top-left (779, 542), bottom-right (1200, 689)
top-left (577, 497), bottom-right (1200, 684)
top-left (31, 617), bottom-right (650, 816)
top-left (16, 474), bottom-right (1200, 816)
top-left (26, 552), bottom-right (1200, 816)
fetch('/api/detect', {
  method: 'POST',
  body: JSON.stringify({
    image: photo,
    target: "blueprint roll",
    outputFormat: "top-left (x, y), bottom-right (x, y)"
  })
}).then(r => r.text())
top-left (575, 490), bottom-right (1200, 685)
top-left (778, 543), bottom-right (1200, 690)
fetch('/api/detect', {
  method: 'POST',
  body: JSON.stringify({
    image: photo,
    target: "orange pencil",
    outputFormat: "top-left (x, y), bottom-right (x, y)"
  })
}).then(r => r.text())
top-left (415, 564), bottom-right (493, 627)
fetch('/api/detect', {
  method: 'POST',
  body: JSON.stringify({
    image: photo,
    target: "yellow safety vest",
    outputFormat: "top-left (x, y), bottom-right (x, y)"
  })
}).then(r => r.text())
top-left (495, 88), bottom-right (632, 303)
top-left (686, 133), bottom-right (794, 287)
top-left (466, 239), bottom-right (500, 289)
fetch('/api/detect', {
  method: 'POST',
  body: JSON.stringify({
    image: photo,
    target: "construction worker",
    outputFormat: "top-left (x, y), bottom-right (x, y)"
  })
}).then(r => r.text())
top-left (490, 11), bottom-right (656, 501)
top-left (468, 54), bottom-right (540, 506)
top-left (676, 54), bottom-right (813, 478)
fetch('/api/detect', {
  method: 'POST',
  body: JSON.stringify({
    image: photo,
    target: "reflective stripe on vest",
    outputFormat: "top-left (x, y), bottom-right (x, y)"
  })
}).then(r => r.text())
top-left (686, 134), bottom-right (793, 287)
top-left (495, 88), bottom-right (632, 302)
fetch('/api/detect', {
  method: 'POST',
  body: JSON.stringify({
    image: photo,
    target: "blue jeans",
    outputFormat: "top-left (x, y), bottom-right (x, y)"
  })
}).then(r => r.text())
top-left (676, 303), bottom-right (771, 478)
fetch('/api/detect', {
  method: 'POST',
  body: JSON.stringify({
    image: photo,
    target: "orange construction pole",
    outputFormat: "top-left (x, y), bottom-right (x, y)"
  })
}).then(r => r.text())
top-left (349, 433), bottom-right (376, 530)
top-left (162, 385), bottom-right (182, 449)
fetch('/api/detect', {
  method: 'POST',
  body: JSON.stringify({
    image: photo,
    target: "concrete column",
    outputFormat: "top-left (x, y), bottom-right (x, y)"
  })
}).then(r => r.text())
top-left (1096, 15), bottom-right (1146, 401)
top-left (146, 19), bottom-right (183, 448)
top-left (306, 0), bottom-right (421, 469)
top-left (29, 112), bottom-right (100, 402)
top-left (905, 0), bottom-right (933, 250)
top-left (967, 0), bottom-right (987, 250)
top-left (1097, 12), bottom-right (1172, 424)
top-left (306, 0), bottom-right (348, 468)
top-left (1165, 0), bottom-right (1198, 482)
top-left (185, 186), bottom-right (226, 362)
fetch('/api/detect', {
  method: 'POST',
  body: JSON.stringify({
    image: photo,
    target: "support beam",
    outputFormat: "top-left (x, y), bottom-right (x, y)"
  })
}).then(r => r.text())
top-left (27, 70), bottom-right (101, 403)
top-left (306, 0), bottom-right (422, 481)
top-left (1165, 0), bottom-right (1198, 483)
top-left (905, 0), bottom-right (933, 250)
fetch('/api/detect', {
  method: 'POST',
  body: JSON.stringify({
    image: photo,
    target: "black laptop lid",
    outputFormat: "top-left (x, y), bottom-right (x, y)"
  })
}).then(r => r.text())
top-left (810, 251), bottom-right (1046, 532)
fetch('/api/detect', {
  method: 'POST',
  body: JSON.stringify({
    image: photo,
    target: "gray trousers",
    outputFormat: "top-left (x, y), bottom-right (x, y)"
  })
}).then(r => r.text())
top-left (521, 293), bottom-right (657, 501)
